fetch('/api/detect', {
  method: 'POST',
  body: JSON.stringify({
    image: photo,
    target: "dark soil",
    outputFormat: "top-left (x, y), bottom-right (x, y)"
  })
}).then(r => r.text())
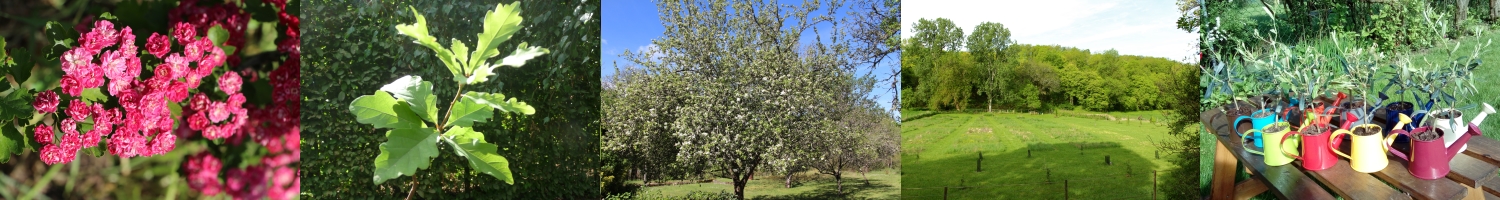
top-left (1302, 124), bottom-right (1330, 136)
top-left (1387, 102), bottom-right (1413, 111)
top-left (1264, 123), bottom-right (1288, 133)
top-left (1353, 125), bottom-right (1381, 136)
top-left (1413, 129), bottom-right (1442, 141)
top-left (1433, 109), bottom-right (1464, 120)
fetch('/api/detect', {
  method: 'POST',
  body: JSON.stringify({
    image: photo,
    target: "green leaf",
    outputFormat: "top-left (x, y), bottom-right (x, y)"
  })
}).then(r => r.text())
top-left (396, 6), bottom-right (462, 81)
top-left (372, 128), bottom-right (440, 185)
top-left (468, 2), bottom-right (526, 70)
top-left (79, 88), bottom-right (108, 103)
top-left (498, 42), bottom-right (550, 67)
top-left (378, 76), bottom-right (439, 123)
top-left (463, 92), bottom-right (535, 115)
top-left (450, 38), bottom-right (470, 73)
top-left (0, 90), bottom-right (33, 119)
top-left (442, 127), bottom-right (513, 184)
top-left (348, 91), bottom-right (426, 129)
top-left (0, 124), bottom-right (24, 163)
top-left (8, 47), bottom-right (33, 84)
top-left (445, 95), bottom-right (493, 127)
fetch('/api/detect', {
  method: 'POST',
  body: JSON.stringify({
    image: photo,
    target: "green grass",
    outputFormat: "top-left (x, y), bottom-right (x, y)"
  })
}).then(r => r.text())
top-left (635, 169), bottom-right (901, 199)
top-left (901, 111), bottom-right (1175, 199)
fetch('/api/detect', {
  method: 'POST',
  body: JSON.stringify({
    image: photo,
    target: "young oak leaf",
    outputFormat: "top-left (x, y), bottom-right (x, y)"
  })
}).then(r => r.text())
top-left (372, 128), bottom-right (440, 185)
top-left (378, 76), bottom-right (439, 123)
top-left (443, 127), bottom-right (513, 184)
top-left (445, 95), bottom-right (493, 128)
top-left (463, 91), bottom-right (535, 115)
top-left (348, 91), bottom-right (426, 129)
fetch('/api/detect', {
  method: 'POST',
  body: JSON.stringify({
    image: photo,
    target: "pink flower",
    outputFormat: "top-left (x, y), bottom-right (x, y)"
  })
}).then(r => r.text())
top-left (228, 93), bottom-right (245, 108)
top-left (226, 165), bottom-right (267, 199)
top-left (60, 75), bottom-right (83, 96)
top-left (33, 91), bottom-right (58, 113)
top-left (219, 71), bottom-right (241, 94)
top-left (118, 27), bottom-right (137, 54)
top-left (61, 48), bottom-right (91, 75)
top-left (173, 22), bottom-right (197, 44)
top-left (66, 100), bottom-right (91, 121)
top-left (149, 132), bottom-right (176, 156)
top-left (147, 33), bottom-right (171, 58)
top-left (191, 93), bottom-right (211, 111)
top-left (162, 54), bottom-right (188, 80)
top-left (34, 124), bottom-right (53, 145)
top-left (189, 112), bottom-right (209, 131)
top-left (183, 39), bottom-right (204, 62)
top-left (208, 102), bottom-right (230, 123)
top-left (39, 144), bottom-right (72, 165)
top-left (102, 50), bottom-right (131, 80)
top-left (108, 78), bottom-right (134, 96)
top-left (198, 45), bottom-right (225, 75)
top-left (185, 152), bottom-right (224, 196)
top-left (108, 130), bottom-right (142, 157)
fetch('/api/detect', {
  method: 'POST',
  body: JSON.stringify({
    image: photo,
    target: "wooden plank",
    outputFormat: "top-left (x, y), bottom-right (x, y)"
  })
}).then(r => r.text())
top-left (1212, 140), bottom-right (1239, 200)
top-left (1464, 136), bottom-right (1500, 166)
top-left (1486, 192), bottom-right (1500, 200)
top-left (1216, 134), bottom-right (1336, 200)
top-left (1448, 154), bottom-right (1500, 188)
top-left (1309, 158), bottom-right (1417, 200)
top-left (1373, 155), bottom-right (1470, 200)
top-left (1481, 172), bottom-right (1500, 196)
top-left (1234, 177), bottom-right (1269, 200)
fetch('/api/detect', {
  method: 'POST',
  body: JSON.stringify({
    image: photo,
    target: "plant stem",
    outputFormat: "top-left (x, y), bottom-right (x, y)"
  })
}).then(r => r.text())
top-left (438, 83), bottom-right (466, 134)
top-left (405, 173), bottom-right (419, 200)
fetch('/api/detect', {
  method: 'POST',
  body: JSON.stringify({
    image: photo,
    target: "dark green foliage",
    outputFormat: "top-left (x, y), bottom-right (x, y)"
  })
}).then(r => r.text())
top-left (902, 41), bottom-right (1194, 112)
top-left (301, 0), bottom-right (600, 198)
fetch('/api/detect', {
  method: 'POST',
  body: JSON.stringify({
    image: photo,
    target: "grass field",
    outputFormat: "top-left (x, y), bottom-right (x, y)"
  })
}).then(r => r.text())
top-left (901, 110), bottom-right (1175, 199)
top-left (632, 169), bottom-right (901, 199)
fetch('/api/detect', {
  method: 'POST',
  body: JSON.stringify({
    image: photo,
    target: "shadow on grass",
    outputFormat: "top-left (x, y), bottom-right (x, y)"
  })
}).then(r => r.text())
top-left (903, 142), bottom-right (1162, 199)
top-left (751, 176), bottom-right (897, 200)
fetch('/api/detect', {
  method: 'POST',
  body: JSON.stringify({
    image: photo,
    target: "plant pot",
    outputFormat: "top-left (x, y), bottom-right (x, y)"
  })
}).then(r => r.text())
top-left (1383, 101), bottom-right (1414, 134)
top-left (1235, 109), bottom-right (1278, 147)
top-left (1244, 122), bottom-right (1295, 166)
top-left (1283, 123), bottom-right (1336, 171)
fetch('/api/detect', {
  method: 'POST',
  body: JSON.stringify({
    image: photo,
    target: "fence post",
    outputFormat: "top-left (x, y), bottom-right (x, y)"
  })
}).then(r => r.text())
top-left (1064, 180), bottom-right (1069, 200)
top-left (1153, 170), bottom-right (1158, 199)
top-left (944, 186), bottom-right (949, 200)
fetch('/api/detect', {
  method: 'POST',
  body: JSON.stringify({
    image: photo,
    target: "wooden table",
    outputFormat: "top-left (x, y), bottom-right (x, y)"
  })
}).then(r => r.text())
top-left (1205, 103), bottom-right (1500, 200)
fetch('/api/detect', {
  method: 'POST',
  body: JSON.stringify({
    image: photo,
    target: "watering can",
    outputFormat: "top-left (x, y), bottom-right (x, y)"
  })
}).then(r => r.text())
top-left (1386, 113), bottom-right (1485, 179)
top-left (1235, 109), bottom-right (1279, 148)
top-left (1332, 113), bottom-right (1402, 173)
top-left (1243, 121), bottom-right (1295, 166)
top-left (1281, 123), bottom-right (1337, 171)
top-left (1427, 103), bottom-right (1495, 153)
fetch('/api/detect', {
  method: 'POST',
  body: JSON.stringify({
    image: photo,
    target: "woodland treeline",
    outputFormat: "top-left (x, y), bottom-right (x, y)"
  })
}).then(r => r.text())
top-left (902, 18), bottom-right (1197, 112)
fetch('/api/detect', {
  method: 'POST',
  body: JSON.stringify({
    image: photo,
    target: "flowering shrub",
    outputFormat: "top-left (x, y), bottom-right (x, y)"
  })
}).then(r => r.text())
top-left (0, 0), bottom-right (300, 199)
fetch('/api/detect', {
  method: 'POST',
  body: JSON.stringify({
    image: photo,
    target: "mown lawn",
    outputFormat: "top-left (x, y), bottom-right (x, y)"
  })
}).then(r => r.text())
top-left (634, 169), bottom-right (901, 200)
top-left (901, 111), bottom-right (1176, 199)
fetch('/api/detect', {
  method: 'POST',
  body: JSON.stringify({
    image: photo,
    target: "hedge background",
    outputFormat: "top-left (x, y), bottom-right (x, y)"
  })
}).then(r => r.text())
top-left (300, 0), bottom-right (600, 198)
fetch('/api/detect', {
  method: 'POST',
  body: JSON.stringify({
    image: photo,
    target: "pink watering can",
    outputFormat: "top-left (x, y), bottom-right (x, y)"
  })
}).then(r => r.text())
top-left (1385, 113), bottom-right (1484, 180)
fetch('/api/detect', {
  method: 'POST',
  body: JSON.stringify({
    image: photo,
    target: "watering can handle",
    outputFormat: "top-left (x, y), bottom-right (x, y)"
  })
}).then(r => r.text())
top-left (1243, 129), bottom-right (1263, 155)
top-left (1234, 115), bottom-right (1253, 134)
top-left (1386, 130), bottom-right (1411, 161)
top-left (1330, 130), bottom-right (1351, 159)
top-left (1282, 132), bottom-right (1301, 160)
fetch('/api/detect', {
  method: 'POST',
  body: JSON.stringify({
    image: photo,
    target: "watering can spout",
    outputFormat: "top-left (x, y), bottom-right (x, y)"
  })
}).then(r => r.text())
top-left (1470, 103), bottom-right (1494, 128)
top-left (1396, 114), bottom-right (1413, 131)
top-left (1448, 123), bottom-right (1482, 160)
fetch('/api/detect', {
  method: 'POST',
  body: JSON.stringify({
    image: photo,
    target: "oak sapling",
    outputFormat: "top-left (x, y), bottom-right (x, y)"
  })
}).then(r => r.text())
top-left (347, 2), bottom-right (547, 190)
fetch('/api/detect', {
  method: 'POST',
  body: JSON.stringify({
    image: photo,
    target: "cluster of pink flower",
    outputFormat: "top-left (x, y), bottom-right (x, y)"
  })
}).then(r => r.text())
top-left (173, 0), bottom-right (302, 199)
top-left (32, 19), bottom-right (235, 165)
top-left (168, 0), bottom-right (249, 67)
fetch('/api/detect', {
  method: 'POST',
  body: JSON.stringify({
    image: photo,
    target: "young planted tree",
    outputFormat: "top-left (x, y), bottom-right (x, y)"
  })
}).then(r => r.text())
top-left (346, 2), bottom-right (547, 197)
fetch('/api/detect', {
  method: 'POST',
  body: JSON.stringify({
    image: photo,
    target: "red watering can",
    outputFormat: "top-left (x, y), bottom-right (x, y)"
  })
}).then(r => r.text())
top-left (1385, 114), bottom-right (1484, 180)
top-left (1281, 123), bottom-right (1337, 171)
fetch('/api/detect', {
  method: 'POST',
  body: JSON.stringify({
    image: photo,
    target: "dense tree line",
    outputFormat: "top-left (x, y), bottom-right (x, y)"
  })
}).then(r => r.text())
top-left (902, 18), bottom-right (1196, 112)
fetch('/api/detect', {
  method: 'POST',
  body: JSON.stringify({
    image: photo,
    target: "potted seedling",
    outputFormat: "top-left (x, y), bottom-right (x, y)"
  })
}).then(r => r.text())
top-left (1419, 39), bottom-right (1493, 153)
top-left (1379, 59), bottom-right (1425, 134)
top-left (1329, 37), bottom-right (1389, 146)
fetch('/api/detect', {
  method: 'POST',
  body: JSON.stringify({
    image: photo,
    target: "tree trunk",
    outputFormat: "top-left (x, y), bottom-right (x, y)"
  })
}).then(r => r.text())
top-left (733, 180), bottom-right (747, 200)
top-left (1491, 0), bottom-right (1498, 22)
top-left (834, 172), bottom-right (844, 193)
top-left (784, 172), bottom-right (794, 188)
top-left (1456, 0), bottom-right (1469, 35)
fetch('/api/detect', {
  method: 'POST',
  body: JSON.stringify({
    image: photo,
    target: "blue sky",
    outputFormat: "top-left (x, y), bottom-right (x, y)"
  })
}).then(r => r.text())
top-left (903, 0), bottom-right (1198, 63)
top-left (603, 0), bottom-right (902, 114)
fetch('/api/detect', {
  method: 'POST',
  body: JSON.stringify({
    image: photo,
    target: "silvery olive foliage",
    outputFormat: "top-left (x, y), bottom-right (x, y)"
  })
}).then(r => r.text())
top-left (347, 2), bottom-right (545, 186)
